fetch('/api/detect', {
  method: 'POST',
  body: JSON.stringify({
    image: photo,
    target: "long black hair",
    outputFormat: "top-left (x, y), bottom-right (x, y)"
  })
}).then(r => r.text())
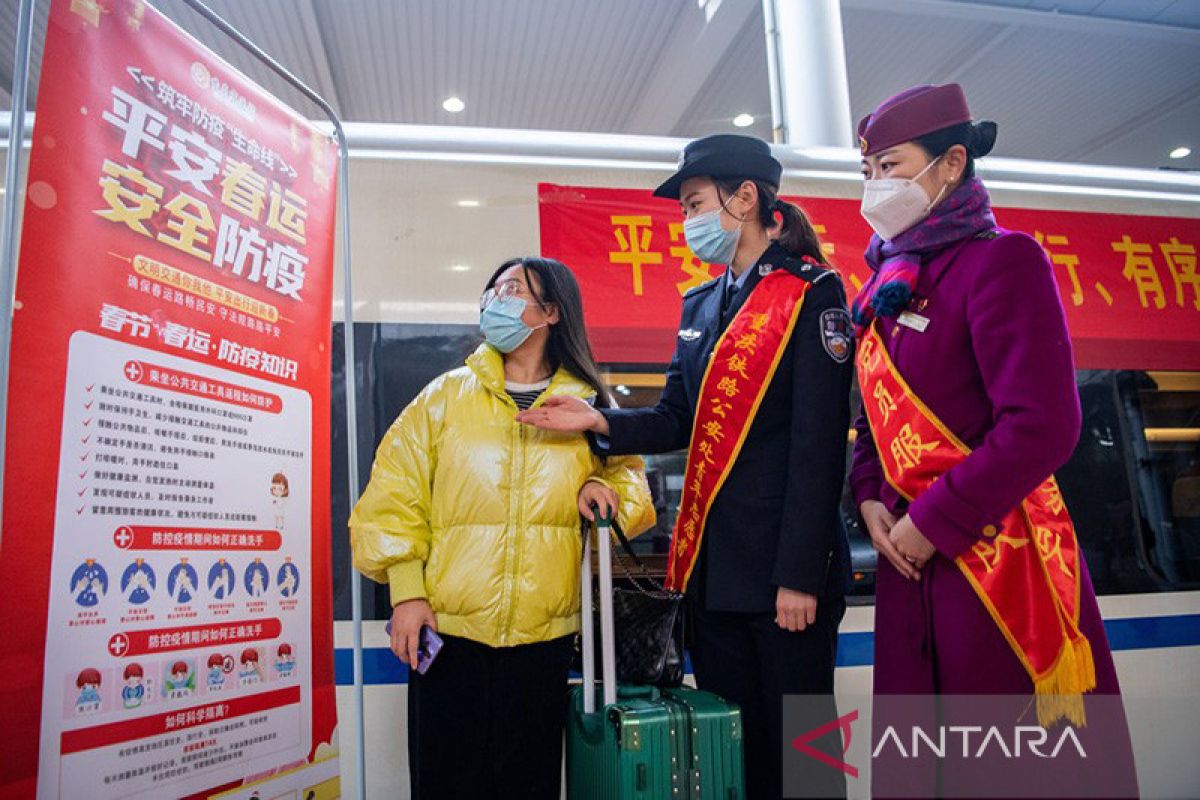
top-left (712, 177), bottom-right (829, 265)
top-left (913, 120), bottom-right (998, 178)
top-left (482, 257), bottom-right (613, 408)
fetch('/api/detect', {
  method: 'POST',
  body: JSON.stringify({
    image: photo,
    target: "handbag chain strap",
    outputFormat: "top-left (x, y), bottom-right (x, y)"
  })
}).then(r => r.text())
top-left (590, 516), bottom-right (682, 601)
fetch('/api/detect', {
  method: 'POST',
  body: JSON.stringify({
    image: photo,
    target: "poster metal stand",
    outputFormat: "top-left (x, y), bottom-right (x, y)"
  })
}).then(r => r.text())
top-left (0, 0), bottom-right (37, 549)
top-left (0, 1), bottom-right (367, 795)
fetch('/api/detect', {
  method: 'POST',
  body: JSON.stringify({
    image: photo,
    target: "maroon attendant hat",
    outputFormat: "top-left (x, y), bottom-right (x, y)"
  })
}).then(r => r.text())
top-left (857, 83), bottom-right (973, 157)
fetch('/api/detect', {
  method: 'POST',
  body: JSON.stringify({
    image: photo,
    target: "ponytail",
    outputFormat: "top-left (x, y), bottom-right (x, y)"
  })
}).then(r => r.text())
top-left (714, 177), bottom-right (829, 264)
top-left (772, 197), bottom-right (829, 265)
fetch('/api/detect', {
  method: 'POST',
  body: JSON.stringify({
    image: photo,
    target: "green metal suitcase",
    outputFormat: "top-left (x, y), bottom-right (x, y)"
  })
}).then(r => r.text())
top-left (566, 683), bottom-right (675, 799)
top-left (565, 515), bottom-right (746, 799)
top-left (661, 686), bottom-right (746, 799)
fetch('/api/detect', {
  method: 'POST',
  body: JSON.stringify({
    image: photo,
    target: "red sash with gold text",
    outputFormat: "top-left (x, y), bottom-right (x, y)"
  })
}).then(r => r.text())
top-left (664, 270), bottom-right (810, 592)
top-left (857, 322), bottom-right (1095, 726)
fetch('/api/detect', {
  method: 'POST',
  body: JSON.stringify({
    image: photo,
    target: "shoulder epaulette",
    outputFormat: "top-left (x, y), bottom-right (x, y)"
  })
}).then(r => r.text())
top-left (781, 254), bottom-right (840, 286)
top-left (683, 275), bottom-right (722, 299)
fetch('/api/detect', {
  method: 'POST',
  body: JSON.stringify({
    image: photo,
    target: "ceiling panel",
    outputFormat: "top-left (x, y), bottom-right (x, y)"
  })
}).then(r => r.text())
top-left (0, 0), bottom-right (1196, 170)
top-left (842, 7), bottom-right (1009, 133)
top-left (1093, 0), bottom-right (1177, 22)
top-left (308, 0), bottom-right (694, 131)
top-left (951, 23), bottom-right (1200, 163)
top-left (672, 6), bottom-right (772, 140)
top-left (1083, 92), bottom-right (1200, 170)
top-left (1155, 0), bottom-right (1200, 28)
top-left (0, 0), bottom-right (49, 108)
top-left (941, 0), bottom-right (1200, 27)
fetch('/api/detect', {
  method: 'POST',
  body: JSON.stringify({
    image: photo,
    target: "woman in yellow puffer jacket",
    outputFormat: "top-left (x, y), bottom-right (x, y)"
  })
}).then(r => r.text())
top-left (349, 256), bottom-right (655, 800)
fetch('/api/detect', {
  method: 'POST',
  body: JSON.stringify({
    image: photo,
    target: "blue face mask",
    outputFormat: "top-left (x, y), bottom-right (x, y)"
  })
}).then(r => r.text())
top-left (480, 296), bottom-right (547, 353)
top-left (683, 201), bottom-right (743, 265)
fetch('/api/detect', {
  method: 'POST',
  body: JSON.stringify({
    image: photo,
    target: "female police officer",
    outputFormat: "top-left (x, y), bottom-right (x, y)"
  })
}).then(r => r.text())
top-left (518, 134), bottom-right (852, 800)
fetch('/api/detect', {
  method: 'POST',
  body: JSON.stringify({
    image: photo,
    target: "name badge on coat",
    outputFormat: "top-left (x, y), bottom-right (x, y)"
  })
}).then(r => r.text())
top-left (896, 311), bottom-right (930, 332)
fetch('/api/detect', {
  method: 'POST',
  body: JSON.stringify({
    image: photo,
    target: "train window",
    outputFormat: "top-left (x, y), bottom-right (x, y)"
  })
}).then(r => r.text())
top-left (603, 373), bottom-right (681, 570)
top-left (1058, 372), bottom-right (1159, 595)
top-left (1111, 370), bottom-right (1200, 590)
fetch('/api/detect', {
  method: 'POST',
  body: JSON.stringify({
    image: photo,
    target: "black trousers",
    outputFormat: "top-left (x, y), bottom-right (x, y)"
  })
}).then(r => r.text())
top-left (691, 596), bottom-right (846, 800)
top-left (406, 633), bottom-right (573, 800)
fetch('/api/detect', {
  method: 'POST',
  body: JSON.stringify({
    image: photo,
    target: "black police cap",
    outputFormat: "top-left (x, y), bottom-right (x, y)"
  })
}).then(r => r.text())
top-left (654, 134), bottom-right (783, 199)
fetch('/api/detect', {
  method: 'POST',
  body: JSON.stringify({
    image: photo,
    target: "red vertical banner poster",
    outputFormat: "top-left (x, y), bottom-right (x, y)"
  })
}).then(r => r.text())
top-left (0, 1), bottom-right (340, 798)
top-left (539, 183), bottom-right (1200, 370)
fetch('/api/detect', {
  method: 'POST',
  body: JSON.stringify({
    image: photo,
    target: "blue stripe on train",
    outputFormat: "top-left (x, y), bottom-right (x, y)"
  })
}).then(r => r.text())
top-left (333, 613), bottom-right (1200, 686)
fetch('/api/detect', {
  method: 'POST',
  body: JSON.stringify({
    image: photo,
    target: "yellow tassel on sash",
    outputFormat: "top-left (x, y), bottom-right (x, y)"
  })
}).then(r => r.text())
top-left (1034, 637), bottom-right (1096, 727)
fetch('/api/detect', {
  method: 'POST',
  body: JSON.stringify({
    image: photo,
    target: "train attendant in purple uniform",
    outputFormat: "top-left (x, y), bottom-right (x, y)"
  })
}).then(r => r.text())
top-left (850, 83), bottom-right (1137, 797)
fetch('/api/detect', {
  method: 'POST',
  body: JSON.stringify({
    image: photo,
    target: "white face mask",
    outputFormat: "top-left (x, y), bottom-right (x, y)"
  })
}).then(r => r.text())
top-left (859, 155), bottom-right (947, 241)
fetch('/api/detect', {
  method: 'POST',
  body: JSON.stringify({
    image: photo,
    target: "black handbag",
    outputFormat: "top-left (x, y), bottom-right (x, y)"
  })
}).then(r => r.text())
top-left (575, 516), bottom-right (685, 687)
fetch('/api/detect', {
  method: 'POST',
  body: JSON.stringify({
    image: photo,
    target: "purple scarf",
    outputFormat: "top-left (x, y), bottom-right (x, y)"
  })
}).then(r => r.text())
top-left (851, 177), bottom-right (996, 336)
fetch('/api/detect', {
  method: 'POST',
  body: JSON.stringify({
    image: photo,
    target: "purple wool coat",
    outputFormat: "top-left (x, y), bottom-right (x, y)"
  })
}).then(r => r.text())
top-left (851, 229), bottom-right (1138, 797)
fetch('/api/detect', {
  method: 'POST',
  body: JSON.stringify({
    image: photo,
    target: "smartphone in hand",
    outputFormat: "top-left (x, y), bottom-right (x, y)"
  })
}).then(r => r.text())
top-left (383, 622), bottom-right (444, 674)
top-left (415, 625), bottom-right (443, 675)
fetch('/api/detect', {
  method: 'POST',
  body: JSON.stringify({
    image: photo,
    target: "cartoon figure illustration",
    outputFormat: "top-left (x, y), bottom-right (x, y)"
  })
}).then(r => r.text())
top-left (121, 559), bottom-right (155, 605)
top-left (244, 558), bottom-right (270, 598)
top-left (70, 559), bottom-right (107, 607)
top-left (207, 559), bottom-right (236, 600)
top-left (75, 668), bottom-right (102, 713)
top-left (167, 558), bottom-right (198, 604)
top-left (163, 660), bottom-right (194, 698)
top-left (270, 472), bottom-right (289, 532)
top-left (274, 643), bottom-right (296, 677)
top-left (239, 649), bottom-right (263, 685)
top-left (277, 558), bottom-right (301, 598)
top-left (206, 653), bottom-right (228, 690)
top-left (121, 663), bottom-right (146, 709)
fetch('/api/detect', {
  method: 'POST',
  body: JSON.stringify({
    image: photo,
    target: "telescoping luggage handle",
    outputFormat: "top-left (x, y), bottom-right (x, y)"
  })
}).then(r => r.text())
top-left (580, 508), bottom-right (618, 713)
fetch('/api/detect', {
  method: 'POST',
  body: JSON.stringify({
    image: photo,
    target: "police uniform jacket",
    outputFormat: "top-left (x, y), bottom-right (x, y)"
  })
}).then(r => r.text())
top-left (594, 242), bottom-right (853, 613)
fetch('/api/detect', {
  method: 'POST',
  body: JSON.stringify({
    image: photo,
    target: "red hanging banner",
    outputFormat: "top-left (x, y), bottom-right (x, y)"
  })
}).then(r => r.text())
top-left (0, 1), bottom-right (340, 798)
top-left (538, 182), bottom-right (1200, 370)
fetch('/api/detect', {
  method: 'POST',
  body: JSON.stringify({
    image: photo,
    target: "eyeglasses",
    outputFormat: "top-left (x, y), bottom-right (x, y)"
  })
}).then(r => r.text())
top-left (480, 280), bottom-right (543, 311)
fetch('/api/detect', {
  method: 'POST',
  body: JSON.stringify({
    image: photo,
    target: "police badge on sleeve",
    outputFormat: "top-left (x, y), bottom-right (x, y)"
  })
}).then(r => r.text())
top-left (819, 308), bottom-right (852, 363)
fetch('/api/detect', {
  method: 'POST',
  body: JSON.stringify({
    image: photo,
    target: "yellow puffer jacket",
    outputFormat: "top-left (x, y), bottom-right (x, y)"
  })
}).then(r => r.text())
top-left (349, 343), bottom-right (656, 648)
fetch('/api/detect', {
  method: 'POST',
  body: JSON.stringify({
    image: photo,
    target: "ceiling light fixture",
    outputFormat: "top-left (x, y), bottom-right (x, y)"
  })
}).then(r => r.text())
top-left (456, 199), bottom-right (481, 207)
top-left (1169, 147), bottom-right (1191, 160)
top-left (449, 264), bottom-right (471, 273)
top-left (442, 96), bottom-right (465, 113)
top-left (733, 113), bottom-right (754, 128)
